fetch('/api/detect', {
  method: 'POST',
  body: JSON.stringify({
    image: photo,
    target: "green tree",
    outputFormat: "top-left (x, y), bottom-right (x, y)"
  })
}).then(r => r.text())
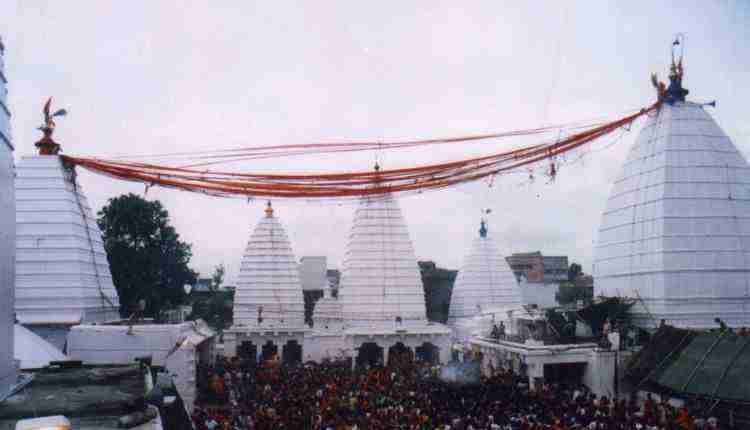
top-left (97, 193), bottom-right (198, 318)
top-left (568, 262), bottom-right (583, 282)
top-left (211, 263), bottom-right (226, 292)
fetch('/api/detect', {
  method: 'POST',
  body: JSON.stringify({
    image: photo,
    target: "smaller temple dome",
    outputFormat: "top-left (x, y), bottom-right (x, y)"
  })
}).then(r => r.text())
top-left (449, 219), bottom-right (521, 324)
top-left (233, 203), bottom-right (306, 328)
top-left (312, 287), bottom-right (343, 330)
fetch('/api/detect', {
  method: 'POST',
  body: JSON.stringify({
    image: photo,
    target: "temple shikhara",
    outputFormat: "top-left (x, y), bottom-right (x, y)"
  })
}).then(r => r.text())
top-left (14, 115), bottom-right (120, 349)
top-left (448, 218), bottom-right (521, 339)
top-left (224, 201), bottom-right (308, 365)
top-left (594, 56), bottom-right (750, 328)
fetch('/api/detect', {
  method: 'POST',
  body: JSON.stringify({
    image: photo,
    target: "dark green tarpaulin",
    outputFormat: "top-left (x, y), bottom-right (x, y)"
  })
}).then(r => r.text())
top-left (656, 332), bottom-right (750, 402)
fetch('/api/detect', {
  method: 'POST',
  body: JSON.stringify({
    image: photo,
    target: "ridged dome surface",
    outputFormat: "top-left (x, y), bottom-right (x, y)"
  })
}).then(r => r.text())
top-left (234, 206), bottom-right (305, 327)
top-left (15, 155), bottom-right (120, 325)
top-left (594, 101), bottom-right (750, 328)
top-left (449, 222), bottom-right (521, 322)
top-left (339, 194), bottom-right (427, 326)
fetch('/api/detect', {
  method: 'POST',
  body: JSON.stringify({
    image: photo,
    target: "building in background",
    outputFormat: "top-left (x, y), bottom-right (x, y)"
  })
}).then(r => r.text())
top-left (505, 251), bottom-right (567, 308)
top-left (506, 251), bottom-right (569, 284)
top-left (300, 256), bottom-right (327, 325)
top-left (419, 261), bottom-right (456, 324)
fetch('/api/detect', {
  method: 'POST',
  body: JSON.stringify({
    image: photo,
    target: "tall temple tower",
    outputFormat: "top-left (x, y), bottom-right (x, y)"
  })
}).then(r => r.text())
top-left (14, 101), bottom-right (120, 349)
top-left (225, 202), bottom-right (308, 365)
top-left (448, 219), bottom-right (521, 324)
top-left (338, 194), bottom-right (428, 326)
top-left (0, 35), bottom-right (17, 400)
top-left (233, 202), bottom-right (306, 327)
top-left (594, 58), bottom-right (750, 328)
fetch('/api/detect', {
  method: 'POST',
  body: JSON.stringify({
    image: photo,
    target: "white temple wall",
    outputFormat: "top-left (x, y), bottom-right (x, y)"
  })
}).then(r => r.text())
top-left (0, 36), bottom-right (16, 398)
top-left (304, 333), bottom-right (349, 362)
top-left (67, 322), bottom-right (215, 367)
top-left (0, 110), bottom-right (14, 396)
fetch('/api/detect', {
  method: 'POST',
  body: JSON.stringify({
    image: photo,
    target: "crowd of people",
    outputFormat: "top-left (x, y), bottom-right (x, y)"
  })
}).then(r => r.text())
top-left (191, 354), bottom-right (720, 430)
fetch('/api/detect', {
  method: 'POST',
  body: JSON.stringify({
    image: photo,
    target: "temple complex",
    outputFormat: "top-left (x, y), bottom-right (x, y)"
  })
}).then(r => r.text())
top-left (0, 35), bottom-right (17, 400)
top-left (224, 202), bottom-right (308, 366)
top-left (594, 61), bottom-right (750, 328)
top-left (448, 219), bottom-right (521, 338)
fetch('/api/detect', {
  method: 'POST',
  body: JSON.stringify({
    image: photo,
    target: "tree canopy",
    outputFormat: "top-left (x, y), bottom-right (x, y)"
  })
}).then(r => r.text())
top-left (98, 193), bottom-right (197, 317)
top-left (567, 262), bottom-right (583, 282)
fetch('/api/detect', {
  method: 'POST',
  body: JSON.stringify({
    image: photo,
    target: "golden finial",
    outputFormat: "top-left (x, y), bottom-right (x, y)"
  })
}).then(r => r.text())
top-left (35, 97), bottom-right (67, 155)
top-left (264, 200), bottom-right (274, 217)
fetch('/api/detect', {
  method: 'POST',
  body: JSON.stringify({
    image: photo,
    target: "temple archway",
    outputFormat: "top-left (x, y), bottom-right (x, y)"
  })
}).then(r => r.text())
top-left (238, 341), bottom-right (258, 367)
top-left (388, 342), bottom-right (413, 366)
top-left (415, 342), bottom-right (439, 364)
top-left (356, 342), bottom-right (383, 368)
top-left (261, 340), bottom-right (278, 363)
top-left (282, 340), bottom-right (303, 366)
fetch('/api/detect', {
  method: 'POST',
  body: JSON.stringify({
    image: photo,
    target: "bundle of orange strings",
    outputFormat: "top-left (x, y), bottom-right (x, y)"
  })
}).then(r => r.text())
top-left (61, 102), bottom-right (659, 199)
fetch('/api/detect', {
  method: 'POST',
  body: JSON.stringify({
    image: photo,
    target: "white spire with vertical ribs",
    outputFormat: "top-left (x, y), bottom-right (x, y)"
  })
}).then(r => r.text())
top-left (595, 101), bottom-right (750, 328)
top-left (339, 194), bottom-right (427, 326)
top-left (233, 202), bottom-right (305, 328)
top-left (15, 155), bottom-right (121, 325)
top-left (449, 220), bottom-right (521, 323)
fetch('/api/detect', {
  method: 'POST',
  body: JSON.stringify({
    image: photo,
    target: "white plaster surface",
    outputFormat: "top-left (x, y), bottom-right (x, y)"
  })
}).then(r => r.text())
top-left (449, 223), bottom-right (521, 322)
top-left (15, 155), bottom-right (120, 326)
top-left (594, 102), bottom-right (750, 328)
top-left (233, 205), bottom-right (306, 328)
top-left (338, 194), bottom-right (427, 326)
top-left (14, 324), bottom-right (67, 369)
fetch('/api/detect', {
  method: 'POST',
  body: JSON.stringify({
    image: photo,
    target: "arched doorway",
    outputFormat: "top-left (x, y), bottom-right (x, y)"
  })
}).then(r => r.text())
top-left (388, 342), bottom-right (413, 366)
top-left (238, 341), bottom-right (258, 367)
top-left (261, 340), bottom-right (278, 363)
top-left (282, 340), bottom-right (303, 366)
top-left (415, 342), bottom-right (439, 364)
top-left (356, 342), bottom-right (383, 368)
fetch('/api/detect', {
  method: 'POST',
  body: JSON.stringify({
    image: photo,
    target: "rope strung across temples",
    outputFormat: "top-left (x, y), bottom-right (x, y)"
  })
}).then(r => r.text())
top-left (61, 101), bottom-right (660, 199)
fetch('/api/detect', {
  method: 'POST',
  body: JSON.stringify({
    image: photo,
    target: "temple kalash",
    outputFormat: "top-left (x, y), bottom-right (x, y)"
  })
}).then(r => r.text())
top-left (2, 35), bottom-right (750, 428)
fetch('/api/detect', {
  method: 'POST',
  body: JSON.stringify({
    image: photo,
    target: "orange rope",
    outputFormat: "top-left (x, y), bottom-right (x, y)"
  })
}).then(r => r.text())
top-left (61, 102), bottom-right (659, 199)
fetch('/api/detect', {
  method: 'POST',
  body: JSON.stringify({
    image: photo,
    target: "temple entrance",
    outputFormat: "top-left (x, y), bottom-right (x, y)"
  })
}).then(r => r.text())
top-left (388, 342), bottom-right (413, 366)
top-left (544, 362), bottom-right (586, 385)
top-left (261, 341), bottom-right (278, 363)
top-left (356, 342), bottom-right (383, 368)
top-left (415, 342), bottom-right (439, 364)
top-left (238, 341), bottom-right (258, 367)
top-left (282, 340), bottom-right (303, 366)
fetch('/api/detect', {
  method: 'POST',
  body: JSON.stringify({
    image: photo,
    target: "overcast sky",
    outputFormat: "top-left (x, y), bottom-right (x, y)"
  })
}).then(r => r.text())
top-left (2, 1), bottom-right (749, 283)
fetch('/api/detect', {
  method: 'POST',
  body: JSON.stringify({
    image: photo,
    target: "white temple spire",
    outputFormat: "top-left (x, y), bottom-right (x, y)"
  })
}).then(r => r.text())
top-left (233, 203), bottom-right (305, 328)
top-left (449, 218), bottom-right (520, 323)
top-left (595, 61), bottom-right (750, 328)
top-left (14, 101), bottom-right (120, 347)
top-left (339, 194), bottom-right (427, 326)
